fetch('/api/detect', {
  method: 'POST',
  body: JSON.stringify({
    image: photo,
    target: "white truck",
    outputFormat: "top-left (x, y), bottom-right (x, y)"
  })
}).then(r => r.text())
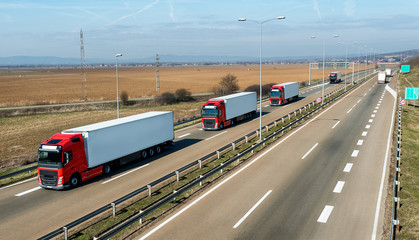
top-left (329, 72), bottom-right (342, 83)
top-left (269, 82), bottom-right (300, 105)
top-left (385, 68), bottom-right (392, 77)
top-left (201, 92), bottom-right (257, 130)
top-left (378, 71), bottom-right (386, 84)
top-left (38, 111), bottom-right (174, 189)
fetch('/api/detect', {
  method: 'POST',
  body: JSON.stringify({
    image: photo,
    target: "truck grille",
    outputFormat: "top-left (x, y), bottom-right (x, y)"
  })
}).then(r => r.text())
top-left (271, 99), bottom-right (279, 105)
top-left (40, 170), bottom-right (58, 186)
top-left (203, 119), bottom-right (215, 129)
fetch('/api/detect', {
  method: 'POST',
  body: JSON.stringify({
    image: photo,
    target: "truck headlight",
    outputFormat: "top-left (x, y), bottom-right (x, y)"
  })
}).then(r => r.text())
top-left (57, 176), bottom-right (64, 185)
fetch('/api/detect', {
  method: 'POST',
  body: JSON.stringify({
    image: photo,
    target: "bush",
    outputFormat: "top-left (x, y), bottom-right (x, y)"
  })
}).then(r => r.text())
top-left (219, 73), bottom-right (239, 94)
top-left (175, 88), bottom-right (192, 102)
top-left (244, 83), bottom-right (275, 97)
top-left (120, 91), bottom-right (129, 106)
top-left (156, 92), bottom-right (176, 105)
top-left (299, 81), bottom-right (308, 88)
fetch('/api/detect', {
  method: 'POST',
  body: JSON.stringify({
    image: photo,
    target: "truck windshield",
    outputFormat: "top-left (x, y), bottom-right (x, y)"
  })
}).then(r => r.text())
top-left (38, 150), bottom-right (62, 164)
top-left (201, 108), bottom-right (218, 118)
top-left (330, 74), bottom-right (336, 79)
top-left (270, 91), bottom-right (282, 97)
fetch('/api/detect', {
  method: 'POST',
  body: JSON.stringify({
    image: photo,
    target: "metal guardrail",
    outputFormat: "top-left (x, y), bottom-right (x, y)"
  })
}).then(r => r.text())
top-left (389, 98), bottom-right (402, 239)
top-left (0, 165), bottom-right (37, 181)
top-left (38, 72), bottom-right (375, 240)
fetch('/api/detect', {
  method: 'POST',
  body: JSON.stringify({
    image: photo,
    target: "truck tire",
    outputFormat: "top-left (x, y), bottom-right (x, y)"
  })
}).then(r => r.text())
top-left (103, 164), bottom-right (111, 175)
top-left (149, 148), bottom-right (155, 157)
top-left (70, 174), bottom-right (81, 188)
top-left (141, 150), bottom-right (147, 159)
top-left (219, 123), bottom-right (224, 129)
top-left (155, 145), bottom-right (162, 154)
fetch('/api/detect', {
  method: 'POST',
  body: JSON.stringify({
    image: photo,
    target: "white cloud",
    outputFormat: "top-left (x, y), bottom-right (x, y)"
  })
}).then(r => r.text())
top-left (168, 0), bottom-right (176, 21)
top-left (344, 0), bottom-right (356, 17)
top-left (313, 0), bottom-right (322, 20)
top-left (107, 0), bottom-right (160, 26)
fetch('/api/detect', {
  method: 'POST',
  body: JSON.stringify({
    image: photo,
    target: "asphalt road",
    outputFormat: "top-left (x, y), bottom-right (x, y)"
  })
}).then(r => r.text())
top-left (136, 73), bottom-right (396, 240)
top-left (0, 72), bottom-right (369, 239)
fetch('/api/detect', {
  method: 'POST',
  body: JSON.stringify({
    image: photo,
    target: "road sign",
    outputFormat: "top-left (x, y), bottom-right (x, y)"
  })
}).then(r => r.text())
top-left (316, 97), bottom-right (322, 103)
top-left (401, 65), bottom-right (410, 73)
top-left (405, 88), bottom-right (419, 100)
top-left (400, 99), bottom-right (406, 105)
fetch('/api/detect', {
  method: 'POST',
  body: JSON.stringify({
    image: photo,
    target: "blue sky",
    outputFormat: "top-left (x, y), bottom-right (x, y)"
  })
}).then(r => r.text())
top-left (1, 0), bottom-right (418, 61)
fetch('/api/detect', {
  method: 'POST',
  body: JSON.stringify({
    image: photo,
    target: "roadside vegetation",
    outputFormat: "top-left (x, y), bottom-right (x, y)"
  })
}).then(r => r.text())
top-left (391, 58), bottom-right (419, 239)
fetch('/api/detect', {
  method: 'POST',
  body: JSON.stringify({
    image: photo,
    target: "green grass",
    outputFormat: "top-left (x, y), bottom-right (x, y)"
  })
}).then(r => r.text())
top-left (396, 67), bottom-right (419, 239)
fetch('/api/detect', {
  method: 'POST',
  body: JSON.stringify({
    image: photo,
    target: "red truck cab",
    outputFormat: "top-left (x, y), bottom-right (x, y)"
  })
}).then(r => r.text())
top-left (201, 100), bottom-right (230, 130)
top-left (269, 85), bottom-right (285, 105)
top-left (37, 133), bottom-right (103, 190)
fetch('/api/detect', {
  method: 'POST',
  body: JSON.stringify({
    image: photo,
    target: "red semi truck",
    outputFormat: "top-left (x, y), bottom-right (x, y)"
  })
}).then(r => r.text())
top-left (37, 111), bottom-right (174, 189)
top-left (329, 71), bottom-right (342, 83)
top-left (269, 82), bottom-right (299, 105)
top-left (201, 92), bottom-right (257, 130)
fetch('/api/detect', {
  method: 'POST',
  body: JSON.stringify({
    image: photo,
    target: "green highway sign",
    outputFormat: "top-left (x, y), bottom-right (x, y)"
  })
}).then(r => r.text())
top-left (405, 88), bottom-right (419, 100)
top-left (401, 65), bottom-right (410, 73)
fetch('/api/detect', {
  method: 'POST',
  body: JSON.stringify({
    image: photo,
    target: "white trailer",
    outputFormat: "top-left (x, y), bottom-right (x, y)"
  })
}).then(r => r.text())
top-left (378, 71), bottom-right (386, 84)
top-left (385, 68), bottom-right (392, 77)
top-left (211, 92), bottom-right (257, 120)
top-left (62, 111), bottom-right (174, 168)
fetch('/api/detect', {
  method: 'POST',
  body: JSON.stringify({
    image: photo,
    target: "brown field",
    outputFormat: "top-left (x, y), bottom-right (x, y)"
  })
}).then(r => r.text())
top-left (0, 64), bottom-right (330, 107)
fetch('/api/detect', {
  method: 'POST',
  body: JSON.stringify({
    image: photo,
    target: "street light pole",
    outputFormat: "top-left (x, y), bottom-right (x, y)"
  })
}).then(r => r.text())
top-left (239, 16), bottom-right (285, 141)
top-left (115, 53), bottom-right (122, 118)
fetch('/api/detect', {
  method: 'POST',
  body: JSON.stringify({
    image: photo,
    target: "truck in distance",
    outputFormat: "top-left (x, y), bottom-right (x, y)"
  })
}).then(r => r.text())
top-left (329, 71), bottom-right (342, 83)
top-left (37, 111), bottom-right (174, 189)
top-left (385, 68), bottom-right (392, 77)
top-left (201, 92), bottom-right (257, 130)
top-left (378, 71), bottom-right (386, 84)
top-left (269, 82), bottom-right (299, 106)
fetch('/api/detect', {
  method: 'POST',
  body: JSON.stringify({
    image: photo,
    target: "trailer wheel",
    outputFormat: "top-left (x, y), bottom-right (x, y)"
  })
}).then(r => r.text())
top-left (141, 150), bottom-right (148, 159)
top-left (70, 174), bottom-right (81, 188)
top-left (103, 164), bottom-right (111, 175)
top-left (155, 145), bottom-right (162, 154)
top-left (149, 148), bottom-right (155, 157)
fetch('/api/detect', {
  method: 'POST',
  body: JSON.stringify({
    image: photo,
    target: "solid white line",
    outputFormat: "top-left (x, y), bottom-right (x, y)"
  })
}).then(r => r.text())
top-left (15, 186), bottom-right (41, 197)
top-left (362, 131), bottom-right (368, 136)
top-left (233, 190), bottom-right (272, 228)
top-left (205, 131), bottom-right (227, 141)
top-left (178, 133), bottom-right (191, 139)
top-left (343, 163), bottom-right (353, 172)
top-left (347, 108), bottom-right (353, 114)
top-left (302, 143), bottom-right (319, 159)
top-left (317, 205), bottom-right (334, 223)
top-left (0, 177), bottom-right (38, 191)
top-left (333, 181), bottom-right (345, 193)
top-left (332, 121), bottom-right (340, 129)
top-left (102, 164), bottom-right (149, 184)
top-left (138, 78), bottom-right (372, 240)
top-left (357, 140), bottom-right (363, 145)
top-left (371, 82), bottom-right (397, 240)
top-left (366, 125), bottom-right (371, 129)
top-left (351, 150), bottom-right (359, 157)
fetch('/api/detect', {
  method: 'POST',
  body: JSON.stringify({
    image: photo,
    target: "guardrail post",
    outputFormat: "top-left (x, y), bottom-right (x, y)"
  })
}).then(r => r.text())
top-left (175, 170), bottom-right (180, 182)
top-left (199, 175), bottom-right (203, 186)
top-left (282, 117), bottom-right (284, 123)
top-left (394, 197), bottom-right (401, 209)
top-left (147, 184), bottom-right (152, 197)
top-left (393, 219), bottom-right (400, 231)
top-left (294, 111), bottom-right (297, 117)
top-left (395, 180), bottom-right (401, 192)
top-left (220, 163), bottom-right (224, 174)
top-left (173, 190), bottom-right (177, 203)
top-left (111, 203), bottom-right (116, 217)
top-left (198, 159), bottom-right (202, 169)
top-left (265, 126), bottom-right (269, 132)
top-left (304, 106), bottom-right (306, 111)
top-left (232, 142), bottom-right (235, 151)
top-left (63, 227), bottom-right (68, 240)
top-left (216, 151), bottom-right (220, 159)
top-left (139, 210), bottom-right (143, 224)
top-left (245, 136), bottom-right (248, 143)
top-left (299, 109), bottom-right (302, 114)
top-left (256, 130), bottom-right (259, 137)
top-left (288, 114), bottom-right (291, 120)
top-left (274, 121), bottom-right (277, 127)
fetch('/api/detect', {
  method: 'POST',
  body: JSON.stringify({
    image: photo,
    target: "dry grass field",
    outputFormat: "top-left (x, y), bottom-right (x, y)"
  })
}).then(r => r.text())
top-left (0, 64), bottom-right (327, 107)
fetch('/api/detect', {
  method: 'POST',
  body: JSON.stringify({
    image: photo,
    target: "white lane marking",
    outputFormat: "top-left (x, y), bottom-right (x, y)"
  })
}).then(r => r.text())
top-left (102, 164), bottom-right (149, 184)
top-left (373, 110), bottom-right (377, 113)
top-left (364, 93), bottom-right (367, 96)
top-left (318, 205), bottom-right (334, 223)
top-left (15, 186), bottom-right (42, 197)
top-left (378, 101), bottom-right (382, 104)
top-left (377, 104), bottom-right (381, 106)
top-left (369, 119), bottom-right (374, 123)
top-left (351, 150), bottom-right (360, 157)
top-left (362, 131), bottom-right (368, 136)
top-left (0, 177), bottom-right (38, 191)
top-left (178, 133), bottom-right (191, 139)
top-left (199, 128), bottom-right (203, 131)
top-left (347, 108), bottom-right (353, 114)
top-left (233, 190), bottom-right (272, 229)
top-left (357, 140), bottom-right (364, 146)
top-left (357, 99), bottom-right (361, 103)
top-left (302, 143), bottom-right (319, 159)
top-left (138, 78), bottom-right (372, 240)
top-left (366, 125), bottom-right (371, 129)
top-left (375, 107), bottom-right (379, 109)
top-left (385, 84), bottom-right (397, 99)
top-left (343, 163), bottom-right (353, 172)
top-left (371, 114), bottom-right (376, 118)
top-left (205, 131), bottom-right (228, 141)
top-left (372, 82), bottom-right (397, 240)
top-left (264, 105), bottom-right (270, 108)
top-left (332, 121), bottom-right (340, 129)
top-left (333, 181), bottom-right (345, 193)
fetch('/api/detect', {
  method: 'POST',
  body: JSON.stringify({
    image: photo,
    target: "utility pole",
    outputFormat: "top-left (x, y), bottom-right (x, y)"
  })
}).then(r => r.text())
top-left (156, 54), bottom-right (160, 92)
top-left (80, 29), bottom-right (87, 101)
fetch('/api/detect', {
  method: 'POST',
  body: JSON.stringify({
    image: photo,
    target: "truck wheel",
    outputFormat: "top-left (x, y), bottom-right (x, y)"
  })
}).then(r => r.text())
top-left (219, 123), bottom-right (224, 129)
top-left (103, 164), bottom-right (111, 175)
top-left (70, 174), bottom-right (80, 188)
top-left (149, 148), bottom-right (155, 157)
top-left (141, 150), bottom-right (147, 159)
top-left (155, 145), bottom-right (162, 154)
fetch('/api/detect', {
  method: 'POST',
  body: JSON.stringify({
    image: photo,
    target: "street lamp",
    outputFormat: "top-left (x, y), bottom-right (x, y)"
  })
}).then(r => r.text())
top-left (115, 53), bottom-right (122, 118)
top-left (353, 42), bottom-right (360, 83)
top-left (239, 16), bottom-right (285, 141)
top-left (310, 35), bottom-right (339, 104)
top-left (337, 42), bottom-right (348, 90)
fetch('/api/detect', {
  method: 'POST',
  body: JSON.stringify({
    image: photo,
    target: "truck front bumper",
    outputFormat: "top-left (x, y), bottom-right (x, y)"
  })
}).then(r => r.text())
top-left (39, 183), bottom-right (69, 190)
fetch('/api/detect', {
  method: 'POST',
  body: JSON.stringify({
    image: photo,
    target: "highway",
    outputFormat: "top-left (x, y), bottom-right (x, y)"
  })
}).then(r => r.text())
top-left (136, 74), bottom-right (397, 240)
top-left (0, 73), bottom-right (369, 239)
